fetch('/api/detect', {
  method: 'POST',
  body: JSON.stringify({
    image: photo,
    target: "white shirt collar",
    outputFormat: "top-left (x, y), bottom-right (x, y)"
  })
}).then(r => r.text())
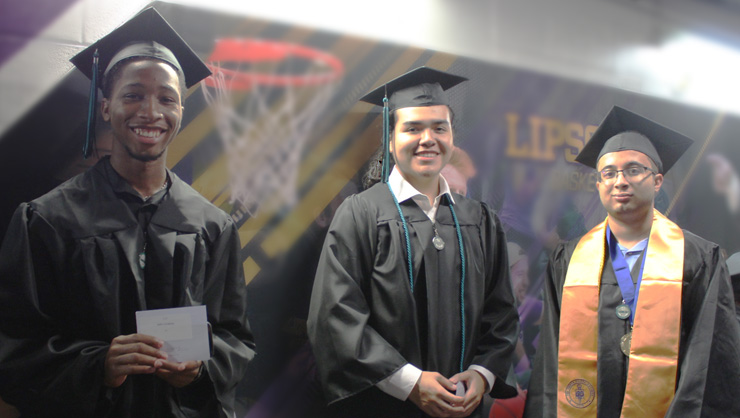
top-left (388, 166), bottom-right (454, 222)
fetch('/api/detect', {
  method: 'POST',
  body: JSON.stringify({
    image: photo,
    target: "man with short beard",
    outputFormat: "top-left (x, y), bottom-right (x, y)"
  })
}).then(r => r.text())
top-left (525, 106), bottom-right (740, 418)
top-left (0, 8), bottom-right (255, 417)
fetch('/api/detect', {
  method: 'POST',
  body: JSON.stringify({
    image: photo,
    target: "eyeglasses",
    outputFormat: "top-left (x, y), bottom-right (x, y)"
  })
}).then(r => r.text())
top-left (599, 164), bottom-right (656, 183)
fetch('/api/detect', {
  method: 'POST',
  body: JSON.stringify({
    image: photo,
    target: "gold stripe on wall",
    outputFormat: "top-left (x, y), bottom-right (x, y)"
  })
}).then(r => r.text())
top-left (166, 105), bottom-right (214, 169)
top-left (666, 111), bottom-right (725, 216)
top-left (242, 256), bottom-right (260, 286)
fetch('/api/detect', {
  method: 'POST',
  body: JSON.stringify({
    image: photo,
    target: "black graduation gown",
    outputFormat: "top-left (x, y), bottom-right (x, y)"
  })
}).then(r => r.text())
top-left (307, 183), bottom-right (519, 417)
top-left (0, 158), bottom-right (255, 418)
top-left (524, 230), bottom-right (740, 418)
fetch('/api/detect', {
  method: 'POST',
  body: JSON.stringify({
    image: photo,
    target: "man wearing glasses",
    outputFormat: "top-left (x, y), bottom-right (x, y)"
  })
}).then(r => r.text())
top-left (524, 106), bottom-right (740, 418)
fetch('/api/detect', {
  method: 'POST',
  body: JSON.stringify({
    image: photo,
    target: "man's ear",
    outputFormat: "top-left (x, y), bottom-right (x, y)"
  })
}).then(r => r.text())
top-left (654, 173), bottom-right (664, 192)
top-left (101, 99), bottom-right (110, 122)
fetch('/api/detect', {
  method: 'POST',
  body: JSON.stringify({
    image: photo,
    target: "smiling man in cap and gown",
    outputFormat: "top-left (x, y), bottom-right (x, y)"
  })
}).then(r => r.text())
top-left (0, 8), bottom-right (255, 417)
top-left (307, 67), bottom-right (519, 418)
top-left (524, 106), bottom-right (740, 418)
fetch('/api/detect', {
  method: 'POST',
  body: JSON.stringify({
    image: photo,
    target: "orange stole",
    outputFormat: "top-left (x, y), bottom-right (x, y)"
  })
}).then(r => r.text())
top-left (556, 209), bottom-right (684, 418)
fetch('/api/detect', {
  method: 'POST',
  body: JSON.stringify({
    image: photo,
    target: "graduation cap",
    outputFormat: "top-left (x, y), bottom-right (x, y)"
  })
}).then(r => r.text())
top-left (359, 66), bottom-right (468, 182)
top-left (360, 66), bottom-right (467, 111)
top-left (70, 7), bottom-right (211, 158)
top-left (575, 106), bottom-right (694, 173)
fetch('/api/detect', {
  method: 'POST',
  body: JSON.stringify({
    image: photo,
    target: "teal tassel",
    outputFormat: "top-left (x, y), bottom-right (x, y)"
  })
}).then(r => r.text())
top-left (83, 49), bottom-right (99, 159)
top-left (381, 96), bottom-right (390, 183)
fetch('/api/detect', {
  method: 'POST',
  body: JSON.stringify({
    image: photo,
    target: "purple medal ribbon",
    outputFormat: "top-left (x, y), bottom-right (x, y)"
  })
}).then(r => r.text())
top-left (606, 225), bottom-right (648, 327)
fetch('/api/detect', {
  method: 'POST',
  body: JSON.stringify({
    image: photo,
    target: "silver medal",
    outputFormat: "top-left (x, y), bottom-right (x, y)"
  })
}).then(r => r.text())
top-left (620, 331), bottom-right (632, 356)
top-left (432, 224), bottom-right (445, 250)
top-left (615, 303), bottom-right (631, 320)
top-left (432, 235), bottom-right (445, 250)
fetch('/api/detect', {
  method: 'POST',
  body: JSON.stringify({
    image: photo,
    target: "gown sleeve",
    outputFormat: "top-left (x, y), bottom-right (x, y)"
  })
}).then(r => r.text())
top-left (471, 206), bottom-right (520, 398)
top-left (0, 204), bottom-right (110, 416)
top-left (195, 216), bottom-right (256, 416)
top-left (523, 242), bottom-right (571, 418)
top-left (666, 235), bottom-right (740, 418)
top-left (307, 195), bottom-right (408, 404)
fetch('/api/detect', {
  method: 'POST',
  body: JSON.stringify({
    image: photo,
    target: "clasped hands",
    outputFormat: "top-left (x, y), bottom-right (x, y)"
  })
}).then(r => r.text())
top-left (104, 333), bottom-right (202, 388)
top-left (408, 369), bottom-right (488, 418)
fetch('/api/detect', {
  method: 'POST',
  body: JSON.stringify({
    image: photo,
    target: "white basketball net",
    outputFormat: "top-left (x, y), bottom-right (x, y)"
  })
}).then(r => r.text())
top-left (202, 42), bottom-right (341, 216)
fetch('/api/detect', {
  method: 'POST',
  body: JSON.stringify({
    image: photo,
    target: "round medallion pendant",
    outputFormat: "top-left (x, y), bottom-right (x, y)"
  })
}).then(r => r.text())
top-left (432, 236), bottom-right (445, 250)
top-left (615, 303), bottom-right (631, 320)
top-left (620, 331), bottom-right (632, 356)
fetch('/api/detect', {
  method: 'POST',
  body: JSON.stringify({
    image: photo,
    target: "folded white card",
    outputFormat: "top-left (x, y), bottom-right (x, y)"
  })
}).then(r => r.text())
top-left (136, 306), bottom-right (211, 363)
top-left (456, 382), bottom-right (466, 397)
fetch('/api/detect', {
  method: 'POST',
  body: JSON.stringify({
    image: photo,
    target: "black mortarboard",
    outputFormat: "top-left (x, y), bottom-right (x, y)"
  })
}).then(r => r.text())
top-left (360, 66), bottom-right (467, 111)
top-left (359, 67), bottom-right (467, 182)
top-left (70, 7), bottom-right (211, 158)
top-left (575, 106), bottom-right (693, 173)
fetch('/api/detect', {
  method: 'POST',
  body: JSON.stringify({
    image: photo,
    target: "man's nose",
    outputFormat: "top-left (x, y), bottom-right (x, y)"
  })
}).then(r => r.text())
top-left (420, 128), bottom-right (434, 144)
top-left (613, 170), bottom-right (629, 187)
top-left (138, 96), bottom-right (162, 119)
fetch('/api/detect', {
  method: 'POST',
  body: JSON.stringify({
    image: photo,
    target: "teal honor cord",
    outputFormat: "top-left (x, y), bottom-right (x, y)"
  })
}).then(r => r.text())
top-left (449, 201), bottom-right (466, 373)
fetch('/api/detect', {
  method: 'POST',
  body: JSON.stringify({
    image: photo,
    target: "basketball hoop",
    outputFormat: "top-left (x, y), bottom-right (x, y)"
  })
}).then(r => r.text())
top-left (201, 38), bottom-right (344, 216)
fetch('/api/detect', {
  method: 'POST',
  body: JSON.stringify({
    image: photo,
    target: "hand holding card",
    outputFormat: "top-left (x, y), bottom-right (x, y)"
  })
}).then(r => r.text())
top-left (136, 306), bottom-right (211, 363)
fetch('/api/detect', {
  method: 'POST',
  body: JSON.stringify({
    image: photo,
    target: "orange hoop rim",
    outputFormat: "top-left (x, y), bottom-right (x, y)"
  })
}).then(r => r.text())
top-left (202, 38), bottom-right (344, 90)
